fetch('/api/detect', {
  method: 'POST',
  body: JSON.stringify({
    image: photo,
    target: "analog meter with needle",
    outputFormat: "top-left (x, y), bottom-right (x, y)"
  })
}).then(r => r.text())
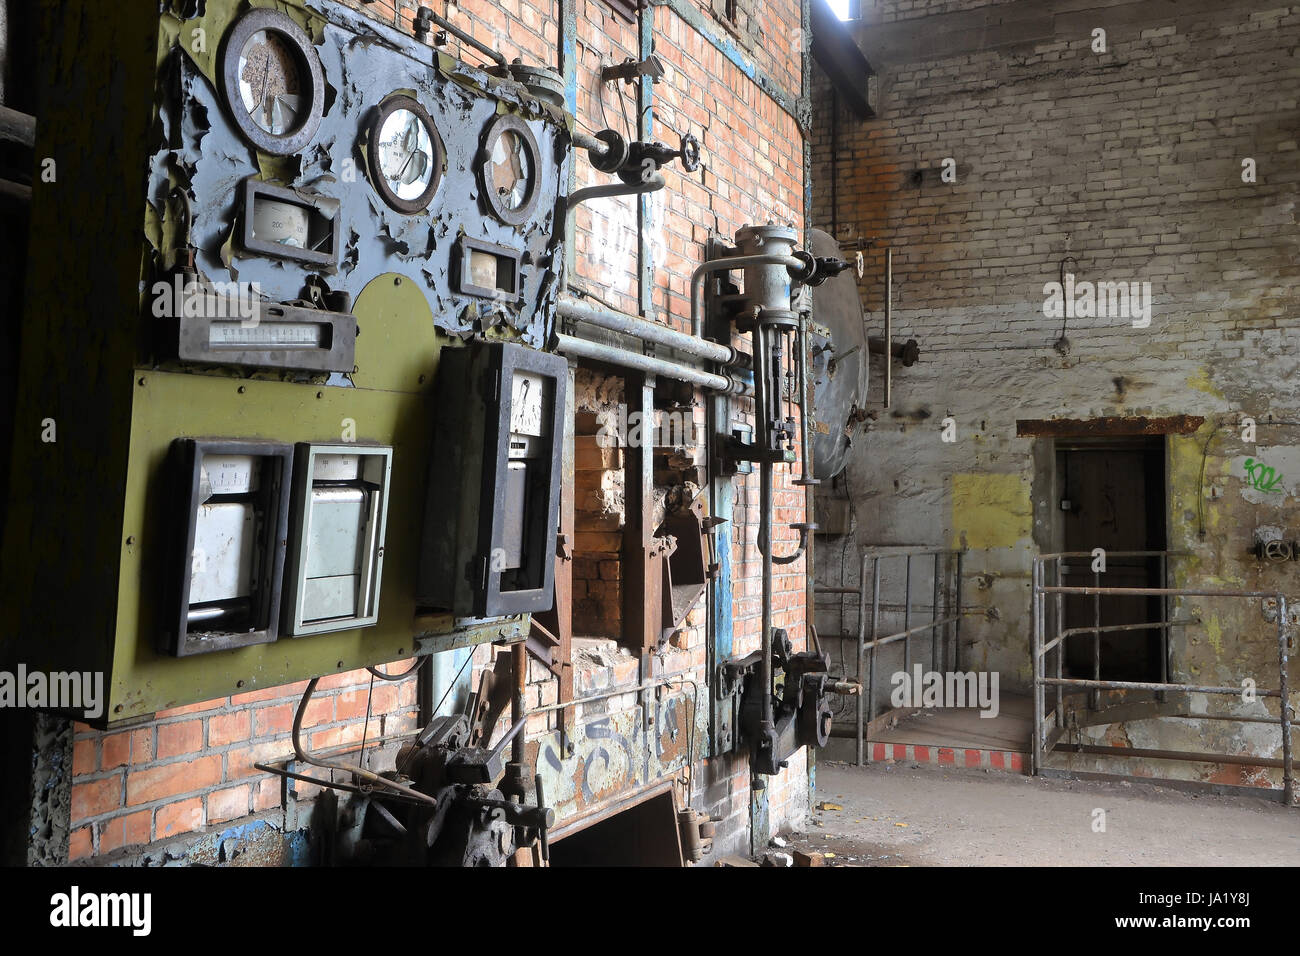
top-left (220, 9), bottom-right (325, 156)
top-left (478, 114), bottom-right (540, 225)
top-left (366, 95), bottom-right (444, 214)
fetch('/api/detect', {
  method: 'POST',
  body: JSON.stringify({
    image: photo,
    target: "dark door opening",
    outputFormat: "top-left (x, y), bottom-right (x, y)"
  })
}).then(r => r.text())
top-left (1056, 436), bottom-right (1166, 682)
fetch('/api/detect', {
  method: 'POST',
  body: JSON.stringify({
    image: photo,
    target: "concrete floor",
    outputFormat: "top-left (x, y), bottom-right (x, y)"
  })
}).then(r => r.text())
top-left (783, 761), bottom-right (1300, 866)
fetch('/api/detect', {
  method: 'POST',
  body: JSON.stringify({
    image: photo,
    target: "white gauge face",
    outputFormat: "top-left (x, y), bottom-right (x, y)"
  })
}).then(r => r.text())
top-left (490, 129), bottom-right (533, 211)
top-left (510, 371), bottom-right (548, 439)
top-left (376, 109), bottom-right (435, 201)
top-left (237, 29), bottom-right (304, 136)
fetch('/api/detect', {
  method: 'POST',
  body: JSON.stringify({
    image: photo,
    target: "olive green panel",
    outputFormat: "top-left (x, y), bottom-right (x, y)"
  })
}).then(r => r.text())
top-left (351, 272), bottom-right (444, 394)
top-left (106, 273), bottom-right (518, 722)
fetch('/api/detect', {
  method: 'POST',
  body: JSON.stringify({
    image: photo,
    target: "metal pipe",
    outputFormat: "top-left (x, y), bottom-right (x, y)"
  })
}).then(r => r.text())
top-left (1038, 586), bottom-right (1280, 598)
top-left (931, 552), bottom-right (941, 671)
top-left (1055, 556), bottom-right (1064, 728)
top-left (868, 557), bottom-right (881, 731)
top-left (859, 615), bottom-right (964, 650)
top-left (554, 332), bottom-right (749, 394)
top-left (690, 253), bottom-right (803, 337)
top-left (557, 295), bottom-right (737, 365)
top-left (903, 555), bottom-right (912, 677)
top-left (756, 323), bottom-right (775, 733)
top-left (855, 552), bottom-right (868, 766)
top-left (1032, 560), bottom-right (1042, 774)
top-left (1040, 677), bottom-right (1282, 696)
top-left (424, 8), bottom-right (507, 65)
top-left (883, 248), bottom-right (892, 408)
top-left (1092, 568), bottom-right (1101, 710)
top-left (567, 172), bottom-right (663, 213)
top-left (0, 105), bottom-right (35, 148)
top-left (291, 678), bottom-right (437, 805)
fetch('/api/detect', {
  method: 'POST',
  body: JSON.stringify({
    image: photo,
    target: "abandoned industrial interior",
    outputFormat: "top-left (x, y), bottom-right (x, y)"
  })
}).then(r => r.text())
top-left (0, 0), bottom-right (1296, 899)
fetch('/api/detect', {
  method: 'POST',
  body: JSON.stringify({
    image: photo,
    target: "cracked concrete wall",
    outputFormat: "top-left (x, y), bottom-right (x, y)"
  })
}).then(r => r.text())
top-left (810, 0), bottom-right (1300, 787)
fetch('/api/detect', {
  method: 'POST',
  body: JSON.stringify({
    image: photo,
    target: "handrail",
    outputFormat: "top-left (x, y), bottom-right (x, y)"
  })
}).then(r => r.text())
top-left (1031, 551), bottom-right (1293, 805)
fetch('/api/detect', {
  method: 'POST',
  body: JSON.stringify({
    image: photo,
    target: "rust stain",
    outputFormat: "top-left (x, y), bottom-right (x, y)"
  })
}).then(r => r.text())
top-left (1016, 415), bottom-right (1205, 438)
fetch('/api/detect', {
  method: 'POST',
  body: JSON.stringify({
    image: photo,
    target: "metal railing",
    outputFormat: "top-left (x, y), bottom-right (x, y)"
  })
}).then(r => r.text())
top-left (816, 546), bottom-right (965, 766)
top-left (1032, 551), bottom-right (1294, 805)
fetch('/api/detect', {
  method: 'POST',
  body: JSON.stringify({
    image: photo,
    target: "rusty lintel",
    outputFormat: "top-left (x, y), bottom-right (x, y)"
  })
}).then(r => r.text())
top-left (1016, 415), bottom-right (1204, 437)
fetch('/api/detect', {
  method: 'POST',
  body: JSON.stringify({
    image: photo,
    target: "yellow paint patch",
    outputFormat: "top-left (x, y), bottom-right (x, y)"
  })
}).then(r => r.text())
top-left (1185, 366), bottom-right (1223, 399)
top-left (950, 473), bottom-right (1031, 549)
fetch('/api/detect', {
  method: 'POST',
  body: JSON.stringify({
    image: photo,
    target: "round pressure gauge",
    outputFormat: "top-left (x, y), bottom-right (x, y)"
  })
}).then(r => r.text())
top-left (478, 114), bottom-right (540, 226)
top-left (221, 9), bottom-right (325, 156)
top-left (366, 95), bottom-right (443, 214)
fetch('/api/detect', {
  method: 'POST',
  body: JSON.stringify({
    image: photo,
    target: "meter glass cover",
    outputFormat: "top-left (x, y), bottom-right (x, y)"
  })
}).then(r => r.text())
top-left (377, 108), bottom-right (436, 201)
top-left (490, 129), bottom-right (533, 211)
top-left (238, 30), bottom-right (305, 137)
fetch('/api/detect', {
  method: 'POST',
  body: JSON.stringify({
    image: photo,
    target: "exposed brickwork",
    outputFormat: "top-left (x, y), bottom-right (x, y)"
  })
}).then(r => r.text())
top-left (67, 668), bottom-right (418, 860)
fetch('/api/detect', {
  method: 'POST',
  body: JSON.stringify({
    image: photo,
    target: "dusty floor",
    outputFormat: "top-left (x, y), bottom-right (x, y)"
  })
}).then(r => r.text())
top-left (776, 761), bottom-right (1300, 866)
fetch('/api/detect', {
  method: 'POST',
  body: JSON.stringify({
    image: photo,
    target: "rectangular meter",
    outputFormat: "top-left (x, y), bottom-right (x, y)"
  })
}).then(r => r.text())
top-left (284, 444), bottom-right (393, 636)
top-left (417, 342), bottom-right (566, 616)
top-left (163, 439), bottom-right (293, 657)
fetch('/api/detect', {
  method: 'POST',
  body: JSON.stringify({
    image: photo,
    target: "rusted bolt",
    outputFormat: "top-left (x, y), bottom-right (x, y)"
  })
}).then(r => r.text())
top-left (237, 385), bottom-right (246, 394)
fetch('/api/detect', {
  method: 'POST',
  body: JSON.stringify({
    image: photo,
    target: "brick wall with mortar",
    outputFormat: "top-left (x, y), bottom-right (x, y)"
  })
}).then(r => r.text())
top-left (811, 0), bottom-right (1300, 788)
top-left (57, 0), bottom-right (814, 861)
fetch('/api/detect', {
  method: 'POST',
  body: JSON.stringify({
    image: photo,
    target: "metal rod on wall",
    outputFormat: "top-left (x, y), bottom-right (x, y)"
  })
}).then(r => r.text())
top-left (884, 247), bottom-right (892, 408)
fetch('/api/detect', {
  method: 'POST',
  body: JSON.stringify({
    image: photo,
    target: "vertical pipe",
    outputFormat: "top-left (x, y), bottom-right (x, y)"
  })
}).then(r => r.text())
top-left (855, 551), bottom-right (868, 766)
top-left (1050, 556), bottom-right (1060, 728)
top-left (931, 552), bottom-right (941, 673)
top-left (903, 555), bottom-right (912, 679)
top-left (883, 249), bottom-right (892, 409)
top-left (954, 551), bottom-right (963, 673)
top-left (1278, 596), bottom-right (1293, 806)
top-left (755, 323), bottom-right (774, 730)
top-left (1159, 552), bottom-right (1169, 704)
top-left (868, 558), bottom-right (881, 732)
top-left (1092, 568), bottom-right (1101, 711)
top-left (1032, 560), bottom-right (1042, 775)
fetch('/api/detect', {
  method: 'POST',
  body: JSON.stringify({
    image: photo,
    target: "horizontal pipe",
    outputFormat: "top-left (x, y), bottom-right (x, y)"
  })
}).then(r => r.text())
top-left (555, 332), bottom-right (750, 394)
top-left (425, 9), bottom-right (507, 65)
top-left (0, 105), bottom-right (36, 148)
top-left (1038, 676), bottom-right (1281, 697)
top-left (558, 295), bottom-right (737, 365)
top-left (1042, 619), bottom-right (1197, 655)
top-left (1060, 743), bottom-right (1288, 770)
top-left (1038, 586), bottom-right (1279, 599)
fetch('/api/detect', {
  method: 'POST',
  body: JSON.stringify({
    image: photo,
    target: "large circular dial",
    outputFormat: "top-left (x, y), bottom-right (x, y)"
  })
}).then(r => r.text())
top-left (366, 95), bottom-right (443, 214)
top-left (221, 9), bottom-right (325, 156)
top-left (478, 114), bottom-right (540, 226)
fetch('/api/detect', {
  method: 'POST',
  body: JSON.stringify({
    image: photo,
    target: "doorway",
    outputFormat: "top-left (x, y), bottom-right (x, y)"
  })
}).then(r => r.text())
top-left (1055, 436), bottom-right (1166, 682)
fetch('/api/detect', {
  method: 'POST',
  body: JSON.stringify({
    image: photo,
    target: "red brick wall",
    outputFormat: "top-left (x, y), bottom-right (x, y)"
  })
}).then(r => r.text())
top-left (67, 669), bottom-right (419, 860)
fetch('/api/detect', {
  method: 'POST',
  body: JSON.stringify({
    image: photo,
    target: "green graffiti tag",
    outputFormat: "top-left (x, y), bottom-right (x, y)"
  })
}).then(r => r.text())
top-left (1243, 458), bottom-right (1285, 494)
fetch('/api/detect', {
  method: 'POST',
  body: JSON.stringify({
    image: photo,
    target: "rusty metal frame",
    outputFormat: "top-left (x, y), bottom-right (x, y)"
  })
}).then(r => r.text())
top-left (1031, 551), bottom-right (1294, 806)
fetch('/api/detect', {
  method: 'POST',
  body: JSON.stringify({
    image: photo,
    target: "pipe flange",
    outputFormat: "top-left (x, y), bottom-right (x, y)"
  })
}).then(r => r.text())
top-left (589, 128), bottom-right (629, 174)
top-left (789, 250), bottom-right (818, 284)
top-left (758, 308), bottom-right (799, 330)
